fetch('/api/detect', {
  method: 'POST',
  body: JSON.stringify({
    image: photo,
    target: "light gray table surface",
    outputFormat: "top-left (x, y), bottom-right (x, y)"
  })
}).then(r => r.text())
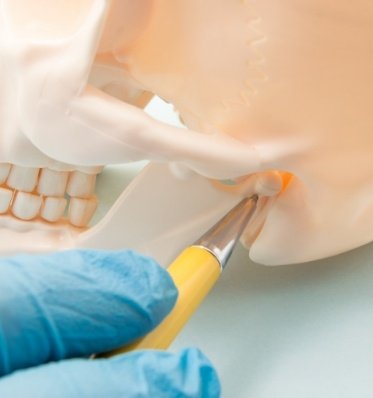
top-left (171, 241), bottom-right (373, 398)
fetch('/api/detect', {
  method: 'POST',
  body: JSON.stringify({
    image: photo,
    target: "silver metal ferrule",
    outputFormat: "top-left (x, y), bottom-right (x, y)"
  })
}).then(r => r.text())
top-left (193, 195), bottom-right (259, 270)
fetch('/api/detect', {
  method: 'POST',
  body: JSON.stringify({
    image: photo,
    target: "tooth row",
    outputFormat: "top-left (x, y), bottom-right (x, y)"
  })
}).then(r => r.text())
top-left (0, 191), bottom-right (97, 227)
top-left (0, 165), bottom-right (97, 197)
top-left (0, 164), bottom-right (100, 227)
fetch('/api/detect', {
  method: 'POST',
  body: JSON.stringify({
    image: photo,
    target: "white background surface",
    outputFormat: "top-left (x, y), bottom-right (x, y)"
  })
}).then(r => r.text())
top-left (104, 98), bottom-right (373, 398)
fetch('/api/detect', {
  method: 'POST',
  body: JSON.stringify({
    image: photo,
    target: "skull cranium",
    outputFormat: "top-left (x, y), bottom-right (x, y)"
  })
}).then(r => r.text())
top-left (0, 0), bottom-right (372, 265)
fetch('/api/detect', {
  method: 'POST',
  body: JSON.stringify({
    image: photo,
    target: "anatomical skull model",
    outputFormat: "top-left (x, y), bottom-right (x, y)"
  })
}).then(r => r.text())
top-left (0, 0), bottom-right (372, 265)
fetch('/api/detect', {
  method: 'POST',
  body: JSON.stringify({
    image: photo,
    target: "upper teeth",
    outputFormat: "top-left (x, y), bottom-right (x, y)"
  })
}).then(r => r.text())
top-left (7, 166), bottom-right (40, 192)
top-left (66, 171), bottom-right (97, 199)
top-left (0, 163), bottom-right (100, 227)
top-left (0, 164), bottom-right (11, 184)
top-left (38, 169), bottom-right (69, 197)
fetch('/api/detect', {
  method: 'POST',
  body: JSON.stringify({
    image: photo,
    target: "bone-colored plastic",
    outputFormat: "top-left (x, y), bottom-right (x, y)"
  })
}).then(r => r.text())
top-left (12, 192), bottom-right (42, 221)
top-left (0, 187), bottom-right (12, 214)
top-left (0, 163), bottom-right (11, 184)
top-left (68, 197), bottom-right (98, 228)
top-left (0, 1), bottom-right (372, 264)
top-left (78, 163), bottom-right (272, 267)
top-left (38, 169), bottom-right (69, 197)
top-left (7, 166), bottom-right (39, 193)
top-left (67, 171), bottom-right (97, 199)
top-left (41, 197), bottom-right (67, 223)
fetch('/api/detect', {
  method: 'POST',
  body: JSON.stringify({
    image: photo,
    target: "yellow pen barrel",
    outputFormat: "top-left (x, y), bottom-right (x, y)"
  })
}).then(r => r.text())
top-left (103, 196), bottom-right (261, 357)
top-left (107, 246), bottom-right (221, 355)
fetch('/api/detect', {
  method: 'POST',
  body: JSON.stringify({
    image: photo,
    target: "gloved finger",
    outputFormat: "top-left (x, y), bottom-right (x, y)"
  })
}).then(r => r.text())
top-left (0, 250), bottom-right (177, 376)
top-left (0, 348), bottom-right (220, 398)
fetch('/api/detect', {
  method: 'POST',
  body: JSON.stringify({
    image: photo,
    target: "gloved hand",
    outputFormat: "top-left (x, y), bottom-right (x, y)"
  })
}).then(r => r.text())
top-left (0, 250), bottom-right (220, 397)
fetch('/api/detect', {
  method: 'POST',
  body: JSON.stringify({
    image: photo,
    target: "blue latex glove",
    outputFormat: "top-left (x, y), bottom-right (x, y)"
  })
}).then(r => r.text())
top-left (0, 250), bottom-right (220, 397)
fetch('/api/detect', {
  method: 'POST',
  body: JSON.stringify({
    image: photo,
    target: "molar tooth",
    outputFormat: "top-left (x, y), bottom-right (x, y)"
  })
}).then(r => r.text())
top-left (41, 197), bottom-right (67, 223)
top-left (0, 163), bottom-right (11, 184)
top-left (67, 171), bottom-right (97, 198)
top-left (7, 166), bottom-right (40, 192)
top-left (0, 187), bottom-right (13, 213)
top-left (12, 192), bottom-right (42, 220)
top-left (68, 197), bottom-right (98, 227)
top-left (38, 169), bottom-right (69, 196)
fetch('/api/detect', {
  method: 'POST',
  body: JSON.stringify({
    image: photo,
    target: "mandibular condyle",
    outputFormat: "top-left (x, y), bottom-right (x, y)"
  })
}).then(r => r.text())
top-left (0, 0), bottom-right (372, 265)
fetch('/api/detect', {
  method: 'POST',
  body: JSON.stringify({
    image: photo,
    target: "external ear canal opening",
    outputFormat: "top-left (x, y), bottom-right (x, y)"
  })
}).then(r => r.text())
top-left (211, 171), bottom-right (293, 199)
